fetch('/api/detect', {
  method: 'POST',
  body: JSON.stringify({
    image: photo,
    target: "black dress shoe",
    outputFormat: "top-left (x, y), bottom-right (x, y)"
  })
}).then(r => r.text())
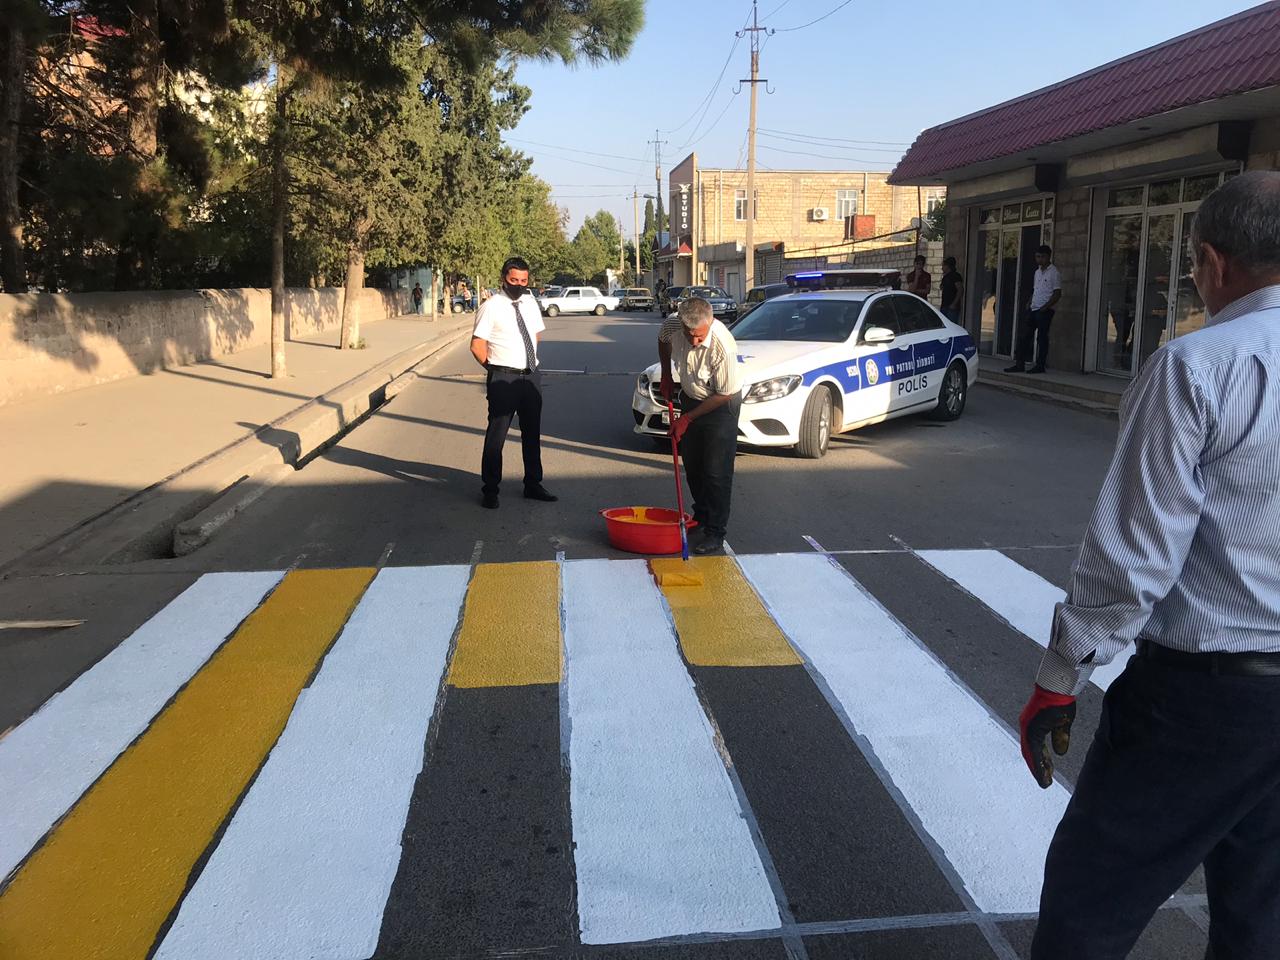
top-left (1003, 364), bottom-right (1025, 373)
top-left (693, 535), bottom-right (724, 555)
top-left (481, 492), bottom-right (499, 509)
top-left (524, 485), bottom-right (558, 502)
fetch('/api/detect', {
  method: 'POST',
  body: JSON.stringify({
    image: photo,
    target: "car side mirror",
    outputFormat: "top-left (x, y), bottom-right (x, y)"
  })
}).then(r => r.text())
top-left (862, 325), bottom-right (896, 345)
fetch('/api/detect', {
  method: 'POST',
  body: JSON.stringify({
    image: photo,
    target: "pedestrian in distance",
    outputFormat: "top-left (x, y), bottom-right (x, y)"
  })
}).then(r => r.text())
top-left (658, 296), bottom-right (743, 555)
top-left (1006, 245), bottom-right (1061, 374)
top-left (411, 282), bottom-right (424, 315)
top-left (470, 256), bottom-right (557, 510)
top-left (1019, 170), bottom-right (1280, 960)
top-left (905, 254), bottom-right (931, 298)
top-left (940, 256), bottom-right (964, 325)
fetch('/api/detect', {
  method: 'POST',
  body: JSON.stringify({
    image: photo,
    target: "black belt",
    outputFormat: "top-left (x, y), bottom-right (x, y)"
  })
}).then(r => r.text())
top-left (488, 364), bottom-right (535, 375)
top-left (1137, 639), bottom-right (1280, 676)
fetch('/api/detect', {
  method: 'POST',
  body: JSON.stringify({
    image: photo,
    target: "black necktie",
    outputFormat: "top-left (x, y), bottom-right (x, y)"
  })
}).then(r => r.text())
top-left (512, 299), bottom-right (537, 371)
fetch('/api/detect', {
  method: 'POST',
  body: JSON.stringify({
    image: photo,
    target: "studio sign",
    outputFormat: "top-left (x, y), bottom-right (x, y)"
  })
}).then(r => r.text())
top-left (677, 183), bottom-right (691, 232)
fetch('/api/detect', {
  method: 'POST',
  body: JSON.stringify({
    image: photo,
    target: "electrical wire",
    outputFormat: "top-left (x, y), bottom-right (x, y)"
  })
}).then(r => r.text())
top-left (758, 130), bottom-right (903, 154)
top-left (663, 33), bottom-right (741, 136)
top-left (759, 126), bottom-right (910, 147)
top-left (773, 0), bottom-right (856, 31)
top-left (761, 0), bottom-right (796, 21)
top-left (507, 137), bottom-right (647, 163)
top-left (679, 92), bottom-right (740, 152)
top-left (757, 141), bottom-right (892, 165)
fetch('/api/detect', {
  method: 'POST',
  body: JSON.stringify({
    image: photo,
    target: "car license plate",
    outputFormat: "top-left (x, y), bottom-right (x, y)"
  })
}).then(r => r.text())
top-left (661, 410), bottom-right (670, 426)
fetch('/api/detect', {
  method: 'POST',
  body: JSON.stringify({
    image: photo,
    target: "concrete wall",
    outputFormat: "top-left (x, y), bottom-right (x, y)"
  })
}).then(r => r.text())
top-left (0, 287), bottom-right (409, 407)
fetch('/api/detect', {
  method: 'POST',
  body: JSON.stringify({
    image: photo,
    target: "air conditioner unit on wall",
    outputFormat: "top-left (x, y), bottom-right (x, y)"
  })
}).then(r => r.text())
top-left (811, 207), bottom-right (830, 221)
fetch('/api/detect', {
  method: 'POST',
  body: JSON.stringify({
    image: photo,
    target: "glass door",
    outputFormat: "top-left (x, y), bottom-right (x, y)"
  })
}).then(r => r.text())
top-left (1096, 213), bottom-right (1143, 375)
top-left (1136, 212), bottom-right (1175, 369)
top-left (1173, 224), bottom-right (1207, 338)
top-left (977, 231), bottom-right (999, 355)
top-left (996, 230), bottom-right (1019, 356)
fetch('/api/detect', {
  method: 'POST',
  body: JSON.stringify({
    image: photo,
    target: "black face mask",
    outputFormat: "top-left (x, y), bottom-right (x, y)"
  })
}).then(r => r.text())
top-left (503, 282), bottom-right (526, 300)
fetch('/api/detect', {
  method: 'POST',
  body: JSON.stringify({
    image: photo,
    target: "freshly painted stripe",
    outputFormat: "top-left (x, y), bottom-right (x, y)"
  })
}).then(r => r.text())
top-left (652, 556), bottom-right (801, 667)
top-left (0, 567), bottom-right (374, 960)
top-left (154, 565), bottom-right (470, 960)
top-left (917, 549), bottom-right (1131, 690)
top-left (738, 553), bottom-right (1071, 914)
top-left (0, 570), bottom-right (283, 882)
top-left (447, 561), bottom-right (561, 687)
top-left (563, 559), bottom-right (780, 943)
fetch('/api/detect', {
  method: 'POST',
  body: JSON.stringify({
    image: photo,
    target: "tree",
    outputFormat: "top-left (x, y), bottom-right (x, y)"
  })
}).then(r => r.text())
top-left (922, 199), bottom-right (947, 242)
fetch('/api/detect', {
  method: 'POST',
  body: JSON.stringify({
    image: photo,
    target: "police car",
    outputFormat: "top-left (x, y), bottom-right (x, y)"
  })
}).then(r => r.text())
top-left (631, 268), bottom-right (979, 458)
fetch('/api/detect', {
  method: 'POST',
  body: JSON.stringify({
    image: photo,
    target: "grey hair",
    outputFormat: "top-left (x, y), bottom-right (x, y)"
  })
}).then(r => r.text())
top-left (678, 296), bottom-right (713, 329)
top-left (1191, 171), bottom-right (1280, 274)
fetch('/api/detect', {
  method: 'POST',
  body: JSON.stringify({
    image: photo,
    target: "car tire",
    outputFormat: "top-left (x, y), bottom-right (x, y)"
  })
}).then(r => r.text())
top-left (452, 303), bottom-right (463, 314)
top-left (932, 362), bottom-right (968, 421)
top-left (546, 304), bottom-right (560, 318)
top-left (593, 304), bottom-right (606, 316)
top-left (795, 387), bottom-right (833, 459)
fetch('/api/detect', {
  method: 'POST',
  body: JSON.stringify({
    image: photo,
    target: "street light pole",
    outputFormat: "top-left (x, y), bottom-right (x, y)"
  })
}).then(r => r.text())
top-left (633, 191), bottom-right (641, 278)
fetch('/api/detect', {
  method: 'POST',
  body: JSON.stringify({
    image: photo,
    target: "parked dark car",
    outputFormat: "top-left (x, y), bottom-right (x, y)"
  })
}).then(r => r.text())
top-left (672, 285), bottom-right (739, 322)
top-left (735, 282), bottom-right (792, 324)
top-left (618, 287), bottom-right (655, 311)
top-left (657, 285), bottom-right (686, 318)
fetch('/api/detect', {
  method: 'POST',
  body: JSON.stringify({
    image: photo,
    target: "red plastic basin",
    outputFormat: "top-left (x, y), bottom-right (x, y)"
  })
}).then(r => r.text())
top-left (600, 506), bottom-right (697, 555)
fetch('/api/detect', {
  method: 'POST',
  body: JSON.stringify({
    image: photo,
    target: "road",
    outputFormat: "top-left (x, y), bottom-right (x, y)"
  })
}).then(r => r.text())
top-left (0, 311), bottom-right (1208, 959)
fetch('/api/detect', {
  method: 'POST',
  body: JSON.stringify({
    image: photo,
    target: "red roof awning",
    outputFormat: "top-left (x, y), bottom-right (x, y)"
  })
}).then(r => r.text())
top-left (890, 3), bottom-right (1280, 184)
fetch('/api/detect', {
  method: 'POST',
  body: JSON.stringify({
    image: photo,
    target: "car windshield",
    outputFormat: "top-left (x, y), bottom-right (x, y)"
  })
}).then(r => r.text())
top-left (731, 297), bottom-right (866, 342)
top-left (687, 286), bottom-right (728, 298)
top-left (628, 288), bottom-right (650, 295)
top-left (745, 288), bottom-right (767, 303)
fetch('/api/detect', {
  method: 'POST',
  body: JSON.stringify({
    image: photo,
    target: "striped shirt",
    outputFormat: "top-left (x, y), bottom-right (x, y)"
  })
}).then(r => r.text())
top-left (1037, 284), bottom-right (1280, 695)
top-left (658, 316), bottom-right (743, 400)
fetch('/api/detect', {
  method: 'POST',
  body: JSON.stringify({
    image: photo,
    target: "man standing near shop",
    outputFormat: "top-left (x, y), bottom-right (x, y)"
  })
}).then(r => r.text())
top-left (1007, 245), bottom-right (1061, 373)
top-left (906, 254), bottom-right (932, 298)
top-left (659, 297), bottom-right (742, 555)
top-left (470, 256), bottom-right (557, 509)
top-left (1019, 171), bottom-right (1280, 959)
top-left (940, 256), bottom-right (964, 325)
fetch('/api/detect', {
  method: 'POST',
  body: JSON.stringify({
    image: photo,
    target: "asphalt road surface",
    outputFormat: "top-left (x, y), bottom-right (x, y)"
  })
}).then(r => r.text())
top-left (0, 311), bottom-right (1210, 959)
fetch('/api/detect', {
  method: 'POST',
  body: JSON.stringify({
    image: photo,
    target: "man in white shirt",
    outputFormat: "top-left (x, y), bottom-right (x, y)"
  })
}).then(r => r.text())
top-left (1006, 244), bottom-right (1062, 374)
top-left (470, 257), bottom-right (557, 509)
top-left (658, 297), bottom-right (744, 554)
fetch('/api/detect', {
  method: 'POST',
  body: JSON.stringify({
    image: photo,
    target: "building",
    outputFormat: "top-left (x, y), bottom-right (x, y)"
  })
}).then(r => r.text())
top-left (657, 152), bottom-right (942, 299)
top-left (889, 2), bottom-right (1280, 380)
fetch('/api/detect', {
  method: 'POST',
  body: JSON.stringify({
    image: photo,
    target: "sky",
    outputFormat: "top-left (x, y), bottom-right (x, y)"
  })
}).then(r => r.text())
top-left (507, 0), bottom-right (1260, 236)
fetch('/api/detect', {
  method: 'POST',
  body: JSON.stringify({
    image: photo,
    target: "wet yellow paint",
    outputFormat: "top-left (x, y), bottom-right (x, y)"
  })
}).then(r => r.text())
top-left (447, 561), bottom-right (562, 688)
top-left (0, 567), bottom-right (375, 960)
top-left (651, 556), bottom-right (802, 667)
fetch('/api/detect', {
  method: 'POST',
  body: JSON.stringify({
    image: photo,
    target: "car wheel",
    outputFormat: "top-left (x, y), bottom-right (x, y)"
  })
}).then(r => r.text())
top-left (452, 303), bottom-right (463, 314)
top-left (795, 387), bottom-right (833, 459)
top-left (932, 362), bottom-right (968, 421)
top-left (546, 304), bottom-right (560, 318)
top-left (593, 304), bottom-right (606, 316)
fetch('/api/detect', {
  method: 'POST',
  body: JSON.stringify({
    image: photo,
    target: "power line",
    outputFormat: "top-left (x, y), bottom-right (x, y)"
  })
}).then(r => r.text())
top-left (758, 126), bottom-right (910, 147)
top-left (760, 0), bottom-right (796, 20)
top-left (663, 32), bottom-right (741, 136)
top-left (757, 141), bottom-right (891, 165)
top-left (532, 153), bottom-right (640, 176)
top-left (506, 137), bottom-right (646, 163)
top-left (774, 0), bottom-right (856, 32)
top-left (757, 130), bottom-right (904, 154)
top-left (679, 92), bottom-right (740, 152)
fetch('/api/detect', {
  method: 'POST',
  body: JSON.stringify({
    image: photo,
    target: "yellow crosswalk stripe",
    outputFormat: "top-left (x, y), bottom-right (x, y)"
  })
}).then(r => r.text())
top-left (651, 557), bottom-right (801, 667)
top-left (447, 561), bottom-right (562, 688)
top-left (0, 567), bottom-right (375, 960)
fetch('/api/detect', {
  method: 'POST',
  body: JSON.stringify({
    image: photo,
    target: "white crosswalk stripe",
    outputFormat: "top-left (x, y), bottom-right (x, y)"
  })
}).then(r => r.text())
top-left (917, 548), bottom-right (1133, 690)
top-left (0, 571), bottom-right (283, 881)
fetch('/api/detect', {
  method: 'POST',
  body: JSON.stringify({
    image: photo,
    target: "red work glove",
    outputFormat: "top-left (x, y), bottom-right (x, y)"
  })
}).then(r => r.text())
top-left (669, 412), bottom-right (691, 444)
top-left (660, 372), bottom-right (674, 401)
top-left (1019, 685), bottom-right (1077, 789)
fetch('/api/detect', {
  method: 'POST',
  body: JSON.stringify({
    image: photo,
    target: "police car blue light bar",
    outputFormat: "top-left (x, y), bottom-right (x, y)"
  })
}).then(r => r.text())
top-left (784, 268), bottom-right (902, 290)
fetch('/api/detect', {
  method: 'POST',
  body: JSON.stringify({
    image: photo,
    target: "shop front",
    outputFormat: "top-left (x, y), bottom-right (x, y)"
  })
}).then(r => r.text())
top-left (971, 195), bottom-right (1055, 359)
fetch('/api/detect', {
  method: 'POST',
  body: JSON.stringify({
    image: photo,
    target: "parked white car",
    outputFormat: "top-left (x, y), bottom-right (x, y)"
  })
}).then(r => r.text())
top-left (538, 286), bottom-right (620, 317)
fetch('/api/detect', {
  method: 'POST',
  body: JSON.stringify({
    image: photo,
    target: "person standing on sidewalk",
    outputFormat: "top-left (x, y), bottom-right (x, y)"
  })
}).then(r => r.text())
top-left (411, 282), bottom-right (424, 315)
top-left (940, 257), bottom-right (964, 325)
top-left (658, 297), bottom-right (743, 555)
top-left (1007, 245), bottom-right (1061, 373)
top-left (1019, 171), bottom-right (1280, 960)
top-left (470, 256), bottom-right (557, 509)
top-left (905, 255), bottom-right (931, 299)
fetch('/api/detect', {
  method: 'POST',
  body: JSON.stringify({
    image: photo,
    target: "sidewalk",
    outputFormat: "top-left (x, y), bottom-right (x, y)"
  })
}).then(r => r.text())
top-left (0, 313), bottom-right (473, 569)
top-left (978, 356), bottom-right (1125, 416)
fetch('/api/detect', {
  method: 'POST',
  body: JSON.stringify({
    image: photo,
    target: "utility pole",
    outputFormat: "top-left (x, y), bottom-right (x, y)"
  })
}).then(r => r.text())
top-left (648, 130), bottom-right (668, 289)
top-left (632, 191), bottom-right (641, 279)
top-left (738, 1), bottom-right (771, 291)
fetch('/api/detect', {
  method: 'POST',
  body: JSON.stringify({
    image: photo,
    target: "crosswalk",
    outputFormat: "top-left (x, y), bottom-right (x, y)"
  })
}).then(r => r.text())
top-left (0, 548), bottom-right (1174, 958)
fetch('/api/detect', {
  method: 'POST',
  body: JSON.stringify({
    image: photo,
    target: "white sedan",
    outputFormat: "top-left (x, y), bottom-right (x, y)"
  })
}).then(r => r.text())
top-left (632, 288), bottom-right (979, 458)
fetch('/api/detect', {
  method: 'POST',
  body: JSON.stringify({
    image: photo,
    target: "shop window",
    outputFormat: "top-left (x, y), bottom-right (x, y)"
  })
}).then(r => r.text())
top-left (1022, 200), bottom-right (1043, 222)
top-left (1108, 186), bottom-right (1145, 208)
top-left (1003, 203), bottom-right (1022, 224)
top-left (1184, 174), bottom-right (1220, 202)
top-left (980, 207), bottom-right (1001, 225)
top-left (1149, 179), bottom-right (1181, 205)
top-left (1044, 198), bottom-right (1055, 219)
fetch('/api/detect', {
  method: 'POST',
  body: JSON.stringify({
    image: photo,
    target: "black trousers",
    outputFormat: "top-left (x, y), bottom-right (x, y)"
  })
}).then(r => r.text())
top-left (678, 392), bottom-right (740, 539)
top-left (1032, 655), bottom-right (1280, 960)
top-left (481, 369), bottom-right (543, 496)
top-left (1016, 307), bottom-right (1054, 369)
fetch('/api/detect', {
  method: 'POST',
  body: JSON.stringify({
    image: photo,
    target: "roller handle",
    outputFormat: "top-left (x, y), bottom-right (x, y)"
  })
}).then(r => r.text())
top-left (667, 400), bottom-right (690, 562)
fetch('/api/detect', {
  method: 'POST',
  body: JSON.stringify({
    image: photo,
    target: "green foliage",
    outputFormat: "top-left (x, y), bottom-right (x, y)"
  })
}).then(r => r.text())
top-left (923, 199), bottom-right (947, 242)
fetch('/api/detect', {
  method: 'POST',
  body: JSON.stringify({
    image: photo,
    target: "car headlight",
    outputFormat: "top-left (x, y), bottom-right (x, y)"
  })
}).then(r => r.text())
top-left (744, 375), bottom-right (802, 404)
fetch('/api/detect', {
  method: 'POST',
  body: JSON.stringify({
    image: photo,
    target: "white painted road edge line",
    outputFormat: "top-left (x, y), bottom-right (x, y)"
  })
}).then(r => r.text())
top-left (562, 558), bottom-right (781, 944)
top-left (915, 549), bottom-right (1131, 691)
top-left (0, 571), bottom-right (284, 882)
top-left (154, 565), bottom-right (471, 960)
top-left (738, 553), bottom-right (1071, 914)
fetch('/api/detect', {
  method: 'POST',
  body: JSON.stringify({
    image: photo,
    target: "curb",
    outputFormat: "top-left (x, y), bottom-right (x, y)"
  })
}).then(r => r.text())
top-left (14, 318), bottom-right (473, 569)
top-left (976, 379), bottom-right (1119, 419)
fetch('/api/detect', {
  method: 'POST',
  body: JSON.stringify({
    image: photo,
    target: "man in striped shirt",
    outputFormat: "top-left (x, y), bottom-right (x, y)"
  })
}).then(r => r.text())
top-left (658, 297), bottom-right (743, 555)
top-left (1021, 171), bottom-right (1280, 959)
